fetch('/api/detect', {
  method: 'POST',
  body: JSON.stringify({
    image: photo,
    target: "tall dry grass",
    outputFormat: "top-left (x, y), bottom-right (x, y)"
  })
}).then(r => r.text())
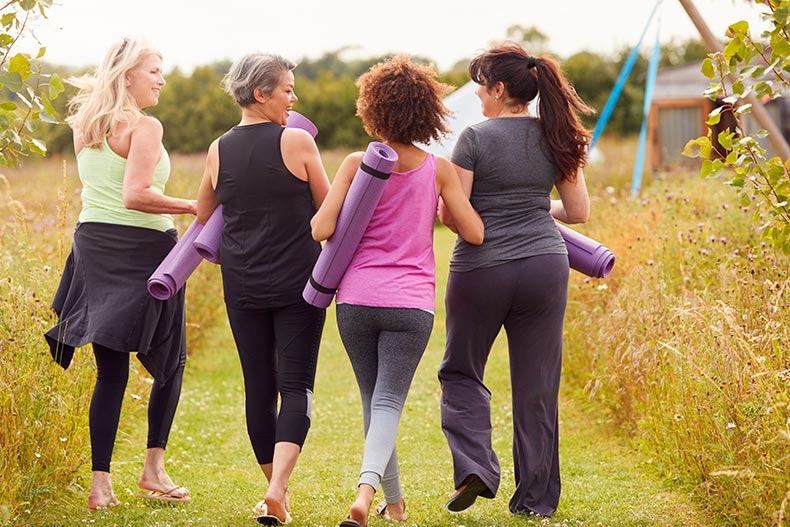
top-left (2, 137), bottom-right (789, 525)
top-left (0, 152), bottom-right (224, 524)
top-left (0, 164), bottom-right (94, 523)
top-left (565, 137), bottom-right (790, 526)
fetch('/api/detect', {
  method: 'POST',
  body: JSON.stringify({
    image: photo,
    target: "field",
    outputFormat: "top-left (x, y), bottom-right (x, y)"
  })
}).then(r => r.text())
top-left (0, 137), bottom-right (788, 526)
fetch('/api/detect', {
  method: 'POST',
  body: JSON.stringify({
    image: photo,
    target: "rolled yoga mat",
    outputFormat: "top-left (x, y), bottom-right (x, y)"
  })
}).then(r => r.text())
top-left (147, 219), bottom-right (204, 300)
top-left (556, 222), bottom-right (615, 278)
top-left (189, 111), bottom-right (320, 265)
top-left (192, 204), bottom-right (223, 264)
top-left (303, 142), bottom-right (398, 308)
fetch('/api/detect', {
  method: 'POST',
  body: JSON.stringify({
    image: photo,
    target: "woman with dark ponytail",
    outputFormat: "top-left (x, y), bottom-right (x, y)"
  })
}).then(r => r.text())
top-left (437, 41), bottom-right (594, 517)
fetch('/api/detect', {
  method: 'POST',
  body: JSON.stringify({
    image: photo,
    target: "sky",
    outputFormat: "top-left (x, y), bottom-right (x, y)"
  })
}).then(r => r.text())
top-left (19, 0), bottom-right (771, 74)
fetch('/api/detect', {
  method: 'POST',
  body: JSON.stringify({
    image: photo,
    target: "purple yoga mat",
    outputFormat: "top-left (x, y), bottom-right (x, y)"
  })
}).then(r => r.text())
top-left (192, 204), bottom-right (223, 264)
top-left (287, 110), bottom-right (319, 137)
top-left (147, 219), bottom-right (204, 300)
top-left (556, 222), bottom-right (615, 278)
top-left (303, 142), bottom-right (398, 308)
top-left (189, 111), bottom-right (319, 265)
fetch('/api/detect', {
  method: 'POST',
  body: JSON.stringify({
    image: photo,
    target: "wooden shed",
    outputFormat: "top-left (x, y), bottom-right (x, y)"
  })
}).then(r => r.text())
top-left (648, 62), bottom-right (790, 171)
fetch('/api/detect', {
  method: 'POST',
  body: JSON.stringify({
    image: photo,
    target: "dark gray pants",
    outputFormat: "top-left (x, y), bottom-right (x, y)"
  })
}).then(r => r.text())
top-left (438, 254), bottom-right (568, 516)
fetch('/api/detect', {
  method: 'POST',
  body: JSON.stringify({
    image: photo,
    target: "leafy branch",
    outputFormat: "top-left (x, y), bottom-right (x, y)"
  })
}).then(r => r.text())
top-left (684, 0), bottom-right (790, 254)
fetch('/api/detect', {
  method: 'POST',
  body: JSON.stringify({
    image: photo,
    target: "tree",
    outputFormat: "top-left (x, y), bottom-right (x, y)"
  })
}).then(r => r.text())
top-left (683, 0), bottom-right (790, 254)
top-left (0, 0), bottom-right (63, 166)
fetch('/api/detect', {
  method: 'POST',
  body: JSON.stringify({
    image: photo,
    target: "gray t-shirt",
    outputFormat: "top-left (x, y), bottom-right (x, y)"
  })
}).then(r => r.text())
top-left (450, 117), bottom-right (567, 272)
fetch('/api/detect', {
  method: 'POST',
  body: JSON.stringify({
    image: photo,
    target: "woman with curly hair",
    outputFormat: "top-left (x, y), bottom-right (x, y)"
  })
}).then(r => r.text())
top-left (311, 55), bottom-right (484, 527)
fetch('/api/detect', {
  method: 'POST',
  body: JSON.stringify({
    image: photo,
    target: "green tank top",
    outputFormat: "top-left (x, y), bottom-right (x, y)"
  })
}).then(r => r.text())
top-left (77, 136), bottom-right (174, 232)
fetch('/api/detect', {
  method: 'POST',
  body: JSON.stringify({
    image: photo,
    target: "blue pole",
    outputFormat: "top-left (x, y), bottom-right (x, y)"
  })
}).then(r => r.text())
top-left (590, 0), bottom-right (662, 150)
top-left (631, 23), bottom-right (662, 196)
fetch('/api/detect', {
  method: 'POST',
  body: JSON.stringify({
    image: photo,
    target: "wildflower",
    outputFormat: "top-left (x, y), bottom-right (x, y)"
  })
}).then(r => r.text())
top-left (647, 260), bottom-right (654, 266)
top-left (715, 214), bottom-right (722, 220)
top-left (726, 422), bottom-right (736, 430)
top-left (699, 249), bottom-right (709, 255)
top-left (583, 277), bottom-right (590, 283)
top-left (130, 393), bottom-right (142, 400)
top-left (697, 222), bottom-right (704, 230)
top-left (722, 203), bottom-right (729, 209)
top-left (720, 237), bottom-right (727, 244)
top-left (674, 414), bottom-right (683, 421)
top-left (597, 284), bottom-right (608, 291)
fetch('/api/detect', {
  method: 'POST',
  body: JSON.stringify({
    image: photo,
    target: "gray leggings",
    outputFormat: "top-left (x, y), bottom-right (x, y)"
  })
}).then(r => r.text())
top-left (336, 304), bottom-right (434, 504)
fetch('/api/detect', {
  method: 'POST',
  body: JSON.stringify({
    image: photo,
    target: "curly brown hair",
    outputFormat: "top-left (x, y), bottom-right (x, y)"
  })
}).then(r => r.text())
top-left (355, 55), bottom-right (453, 145)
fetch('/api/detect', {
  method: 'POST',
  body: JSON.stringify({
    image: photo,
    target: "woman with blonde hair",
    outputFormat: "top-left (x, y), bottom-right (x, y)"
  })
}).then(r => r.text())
top-left (45, 37), bottom-right (195, 509)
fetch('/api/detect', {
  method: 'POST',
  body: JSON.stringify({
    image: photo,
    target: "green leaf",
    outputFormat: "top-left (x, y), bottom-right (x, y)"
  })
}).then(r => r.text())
top-left (735, 104), bottom-right (752, 114)
top-left (0, 101), bottom-right (16, 111)
top-left (718, 129), bottom-right (735, 150)
top-left (0, 71), bottom-right (22, 92)
top-left (8, 54), bottom-right (31, 80)
top-left (683, 139), bottom-right (701, 158)
top-left (727, 20), bottom-right (750, 37)
top-left (701, 58), bottom-right (715, 79)
top-left (771, 31), bottom-right (790, 57)
top-left (36, 46), bottom-right (45, 59)
top-left (29, 138), bottom-right (46, 155)
top-left (48, 73), bottom-right (64, 99)
top-left (707, 106), bottom-right (723, 125)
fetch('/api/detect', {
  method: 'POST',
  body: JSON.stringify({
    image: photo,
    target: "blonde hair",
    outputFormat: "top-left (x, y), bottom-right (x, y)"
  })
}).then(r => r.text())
top-left (65, 38), bottom-right (163, 148)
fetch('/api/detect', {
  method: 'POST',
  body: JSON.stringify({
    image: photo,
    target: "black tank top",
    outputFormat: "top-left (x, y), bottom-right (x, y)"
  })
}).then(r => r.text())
top-left (216, 122), bottom-right (321, 309)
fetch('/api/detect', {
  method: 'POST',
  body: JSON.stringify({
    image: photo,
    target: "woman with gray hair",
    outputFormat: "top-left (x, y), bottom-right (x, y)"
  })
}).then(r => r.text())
top-left (45, 37), bottom-right (195, 509)
top-left (196, 52), bottom-right (330, 525)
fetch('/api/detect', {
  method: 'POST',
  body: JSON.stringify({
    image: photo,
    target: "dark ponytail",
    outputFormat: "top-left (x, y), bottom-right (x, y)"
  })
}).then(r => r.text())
top-left (469, 42), bottom-right (595, 182)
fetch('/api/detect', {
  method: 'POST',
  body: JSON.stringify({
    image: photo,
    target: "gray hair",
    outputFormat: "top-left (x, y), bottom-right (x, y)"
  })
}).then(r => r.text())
top-left (223, 52), bottom-right (297, 107)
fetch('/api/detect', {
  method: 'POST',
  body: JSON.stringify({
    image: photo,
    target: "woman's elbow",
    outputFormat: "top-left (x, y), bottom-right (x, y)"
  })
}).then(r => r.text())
top-left (310, 219), bottom-right (332, 242)
top-left (565, 202), bottom-right (590, 224)
top-left (122, 190), bottom-right (143, 211)
top-left (462, 225), bottom-right (485, 245)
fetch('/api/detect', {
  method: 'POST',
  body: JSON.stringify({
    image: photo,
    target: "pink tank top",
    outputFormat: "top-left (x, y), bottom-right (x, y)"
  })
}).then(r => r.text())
top-left (336, 152), bottom-right (439, 312)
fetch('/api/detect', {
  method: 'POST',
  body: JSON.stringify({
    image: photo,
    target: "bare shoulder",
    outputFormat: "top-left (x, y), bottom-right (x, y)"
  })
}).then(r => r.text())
top-left (131, 115), bottom-right (164, 140)
top-left (434, 154), bottom-right (455, 180)
top-left (282, 127), bottom-right (315, 146)
top-left (346, 151), bottom-right (365, 164)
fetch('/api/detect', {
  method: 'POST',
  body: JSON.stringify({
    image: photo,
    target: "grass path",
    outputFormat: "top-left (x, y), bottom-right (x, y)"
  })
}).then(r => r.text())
top-left (33, 228), bottom-right (713, 527)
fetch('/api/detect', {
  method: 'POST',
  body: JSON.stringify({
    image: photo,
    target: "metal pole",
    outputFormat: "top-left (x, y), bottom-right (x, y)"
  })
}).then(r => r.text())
top-left (678, 0), bottom-right (790, 160)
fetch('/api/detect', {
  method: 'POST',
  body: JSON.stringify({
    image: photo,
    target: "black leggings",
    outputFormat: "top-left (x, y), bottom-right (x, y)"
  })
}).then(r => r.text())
top-left (90, 343), bottom-right (185, 472)
top-left (226, 301), bottom-right (325, 465)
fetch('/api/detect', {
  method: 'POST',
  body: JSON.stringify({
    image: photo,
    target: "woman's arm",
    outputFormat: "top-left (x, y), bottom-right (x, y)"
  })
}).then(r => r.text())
top-left (122, 116), bottom-right (197, 215)
top-left (438, 162), bottom-right (475, 234)
top-left (281, 128), bottom-right (331, 208)
top-left (196, 139), bottom-right (220, 224)
top-left (436, 157), bottom-right (484, 245)
top-left (550, 168), bottom-right (590, 224)
top-left (310, 152), bottom-right (363, 241)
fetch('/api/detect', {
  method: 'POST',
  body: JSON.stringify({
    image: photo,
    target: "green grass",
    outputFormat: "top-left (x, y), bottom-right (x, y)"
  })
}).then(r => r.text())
top-left (5, 136), bottom-right (786, 526)
top-left (10, 222), bottom-right (712, 527)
